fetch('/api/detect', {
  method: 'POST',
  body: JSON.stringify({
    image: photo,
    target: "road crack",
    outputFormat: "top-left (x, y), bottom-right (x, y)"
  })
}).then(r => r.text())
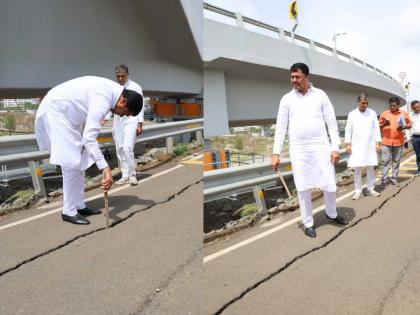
top-left (214, 178), bottom-right (415, 314)
top-left (136, 247), bottom-right (202, 314)
top-left (374, 259), bottom-right (413, 315)
top-left (0, 179), bottom-right (202, 278)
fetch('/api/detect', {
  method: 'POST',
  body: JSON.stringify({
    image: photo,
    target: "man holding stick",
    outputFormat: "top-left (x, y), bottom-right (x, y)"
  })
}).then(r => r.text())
top-left (35, 76), bottom-right (143, 225)
top-left (271, 63), bottom-right (347, 238)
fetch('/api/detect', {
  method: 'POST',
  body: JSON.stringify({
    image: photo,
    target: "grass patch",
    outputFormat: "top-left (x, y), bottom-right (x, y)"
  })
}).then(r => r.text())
top-left (239, 203), bottom-right (259, 218)
top-left (173, 143), bottom-right (192, 156)
top-left (4, 189), bottom-right (36, 205)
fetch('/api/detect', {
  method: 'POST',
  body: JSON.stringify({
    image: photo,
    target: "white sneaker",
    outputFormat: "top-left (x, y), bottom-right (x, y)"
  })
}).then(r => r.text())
top-left (129, 176), bottom-right (138, 186)
top-left (366, 189), bottom-right (380, 197)
top-left (115, 177), bottom-right (129, 185)
top-left (352, 192), bottom-right (362, 200)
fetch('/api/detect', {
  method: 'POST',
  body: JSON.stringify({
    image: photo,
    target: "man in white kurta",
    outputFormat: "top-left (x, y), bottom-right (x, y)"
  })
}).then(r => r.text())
top-left (345, 93), bottom-right (382, 200)
top-left (409, 100), bottom-right (420, 176)
top-left (105, 65), bottom-right (144, 185)
top-left (35, 76), bottom-right (143, 225)
top-left (272, 63), bottom-right (347, 238)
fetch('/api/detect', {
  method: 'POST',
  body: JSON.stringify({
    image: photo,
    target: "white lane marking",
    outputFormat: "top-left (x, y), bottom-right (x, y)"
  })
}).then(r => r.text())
top-left (204, 189), bottom-right (355, 264)
top-left (0, 164), bottom-right (184, 232)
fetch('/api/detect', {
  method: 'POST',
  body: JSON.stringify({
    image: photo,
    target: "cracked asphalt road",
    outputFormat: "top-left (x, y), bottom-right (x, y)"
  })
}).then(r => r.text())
top-left (203, 173), bottom-right (420, 314)
top-left (0, 161), bottom-right (202, 315)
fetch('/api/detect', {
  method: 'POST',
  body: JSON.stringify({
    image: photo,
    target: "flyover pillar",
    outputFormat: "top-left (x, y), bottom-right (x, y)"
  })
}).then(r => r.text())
top-left (204, 69), bottom-right (230, 137)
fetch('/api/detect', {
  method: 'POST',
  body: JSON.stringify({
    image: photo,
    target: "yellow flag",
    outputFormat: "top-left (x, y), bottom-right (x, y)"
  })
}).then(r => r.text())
top-left (289, 1), bottom-right (297, 20)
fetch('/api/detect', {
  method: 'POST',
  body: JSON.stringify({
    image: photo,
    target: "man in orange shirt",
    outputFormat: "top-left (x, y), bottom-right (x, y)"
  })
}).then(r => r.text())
top-left (379, 96), bottom-right (411, 187)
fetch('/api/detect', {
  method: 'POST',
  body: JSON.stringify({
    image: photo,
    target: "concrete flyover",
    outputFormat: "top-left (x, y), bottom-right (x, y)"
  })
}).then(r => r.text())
top-left (0, 0), bottom-right (203, 98)
top-left (203, 3), bottom-right (406, 137)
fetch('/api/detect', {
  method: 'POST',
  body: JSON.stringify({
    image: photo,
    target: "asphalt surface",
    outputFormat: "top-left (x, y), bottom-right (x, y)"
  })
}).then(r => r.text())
top-left (0, 159), bottom-right (202, 315)
top-left (203, 154), bottom-right (420, 314)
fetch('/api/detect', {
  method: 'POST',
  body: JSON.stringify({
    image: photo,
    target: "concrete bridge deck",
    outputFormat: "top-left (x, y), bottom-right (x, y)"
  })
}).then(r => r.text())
top-left (203, 4), bottom-right (406, 136)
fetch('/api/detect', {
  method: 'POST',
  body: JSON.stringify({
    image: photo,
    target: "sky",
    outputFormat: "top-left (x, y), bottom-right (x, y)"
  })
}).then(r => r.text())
top-left (205, 0), bottom-right (420, 105)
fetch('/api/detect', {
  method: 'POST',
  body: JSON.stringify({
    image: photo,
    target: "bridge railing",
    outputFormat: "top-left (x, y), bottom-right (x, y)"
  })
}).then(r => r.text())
top-left (204, 149), bottom-right (349, 213)
top-left (204, 3), bottom-right (398, 83)
top-left (0, 119), bottom-right (203, 198)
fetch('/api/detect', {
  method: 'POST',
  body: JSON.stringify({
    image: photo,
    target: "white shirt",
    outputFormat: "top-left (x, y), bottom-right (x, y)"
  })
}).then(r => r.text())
top-left (273, 85), bottom-right (340, 154)
top-left (36, 76), bottom-right (123, 170)
top-left (273, 84), bottom-right (340, 192)
top-left (345, 108), bottom-right (381, 167)
top-left (409, 111), bottom-right (420, 136)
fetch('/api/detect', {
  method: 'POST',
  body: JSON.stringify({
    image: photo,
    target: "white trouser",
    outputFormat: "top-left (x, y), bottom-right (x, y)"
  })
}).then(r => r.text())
top-left (116, 145), bottom-right (136, 178)
top-left (297, 189), bottom-right (337, 228)
top-left (62, 166), bottom-right (86, 216)
top-left (114, 123), bottom-right (137, 178)
top-left (354, 166), bottom-right (376, 193)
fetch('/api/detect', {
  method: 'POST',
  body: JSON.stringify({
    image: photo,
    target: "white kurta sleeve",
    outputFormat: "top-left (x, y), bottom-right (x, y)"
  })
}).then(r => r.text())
top-left (322, 93), bottom-right (340, 151)
top-left (344, 112), bottom-right (353, 144)
top-left (273, 96), bottom-right (289, 155)
top-left (82, 94), bottom-right (110, 170)
top-left (372, 111), bottom-right (381, 142)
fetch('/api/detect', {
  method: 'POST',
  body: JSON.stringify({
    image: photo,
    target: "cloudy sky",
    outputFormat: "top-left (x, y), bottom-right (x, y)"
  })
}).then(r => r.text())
top-left (205, 0), bottom-right (419, 104)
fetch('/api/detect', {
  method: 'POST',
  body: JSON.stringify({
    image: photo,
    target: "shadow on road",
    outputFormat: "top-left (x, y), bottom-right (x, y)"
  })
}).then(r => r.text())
top-left (85, 195), bottom-right (155, 222)
top-left (313, 206), bottom-right (356, 229)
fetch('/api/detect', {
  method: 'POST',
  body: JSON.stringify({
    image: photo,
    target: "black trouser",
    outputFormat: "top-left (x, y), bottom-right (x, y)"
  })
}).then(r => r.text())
top-left (412, 135), bottom-right (420, 172)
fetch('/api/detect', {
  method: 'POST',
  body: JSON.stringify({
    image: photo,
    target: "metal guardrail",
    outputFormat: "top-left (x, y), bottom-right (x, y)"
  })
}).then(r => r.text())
top-left (204, 3), bottom-right (398, 83)
top-left (0, 119), bottom-right (203, 165)
top-left (0, 119), bottom-right (203, 197)
top-left (203, 150), bottom-right (349, 210)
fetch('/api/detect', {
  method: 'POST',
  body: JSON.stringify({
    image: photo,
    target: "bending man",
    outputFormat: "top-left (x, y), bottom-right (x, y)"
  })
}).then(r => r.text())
top-left (271, 63), bottom-right (347, 238)
top-left (35, 76), bottom-right (143, 225)
top-left (345, 93), bottom-right (381, 200)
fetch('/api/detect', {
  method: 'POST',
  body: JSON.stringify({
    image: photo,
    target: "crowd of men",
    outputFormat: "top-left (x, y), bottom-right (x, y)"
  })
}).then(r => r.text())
top-left (272, 62), bottom-right (420, 238)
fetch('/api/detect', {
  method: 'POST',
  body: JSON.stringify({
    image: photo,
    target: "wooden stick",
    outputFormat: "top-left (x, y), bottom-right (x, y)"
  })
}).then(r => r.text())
top-left (104, 191), bottom-right (109, 228)
top-left (277, 170), bottom-right (292, 198)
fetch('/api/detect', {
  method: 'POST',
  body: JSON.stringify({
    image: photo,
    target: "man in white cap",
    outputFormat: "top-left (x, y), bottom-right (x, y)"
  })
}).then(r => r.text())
top-left (271, 62), bottom-right (347, 238)
top-left (35, 76), bottom-right (143, 225)
top-left (105, 64), bottom-right (144, 186)
top-left (345, 93), bottom-right (382, 200)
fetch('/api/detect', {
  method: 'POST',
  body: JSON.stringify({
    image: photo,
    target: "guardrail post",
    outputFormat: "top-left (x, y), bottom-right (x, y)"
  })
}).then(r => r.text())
top-left (349, 55), bottom-right (355, 64)
top-left (166, 136), bottom-right (174, 154)
top-left (253, 185), bottom-right (267, 215)
top-left (278, 27), bottom-right (286, 40)
top-left (309, 38), bottom-right (316, 50)
top-left (235, 12), bottom-right (245, 28)
top-left (28, 160), bottom-right (47, 198)
top-left (195, 130), bottom-right (203, 145)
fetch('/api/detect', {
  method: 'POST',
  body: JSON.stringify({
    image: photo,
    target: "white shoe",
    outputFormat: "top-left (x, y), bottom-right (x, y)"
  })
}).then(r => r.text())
top-left (366, 189), bottom-right (380, 197)
top-left (115, 177), bottom-right (129, 185)
top-left (129, 176), bottom-right (138, 186)
top-left (352, 192), bottom-right (362, 200)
